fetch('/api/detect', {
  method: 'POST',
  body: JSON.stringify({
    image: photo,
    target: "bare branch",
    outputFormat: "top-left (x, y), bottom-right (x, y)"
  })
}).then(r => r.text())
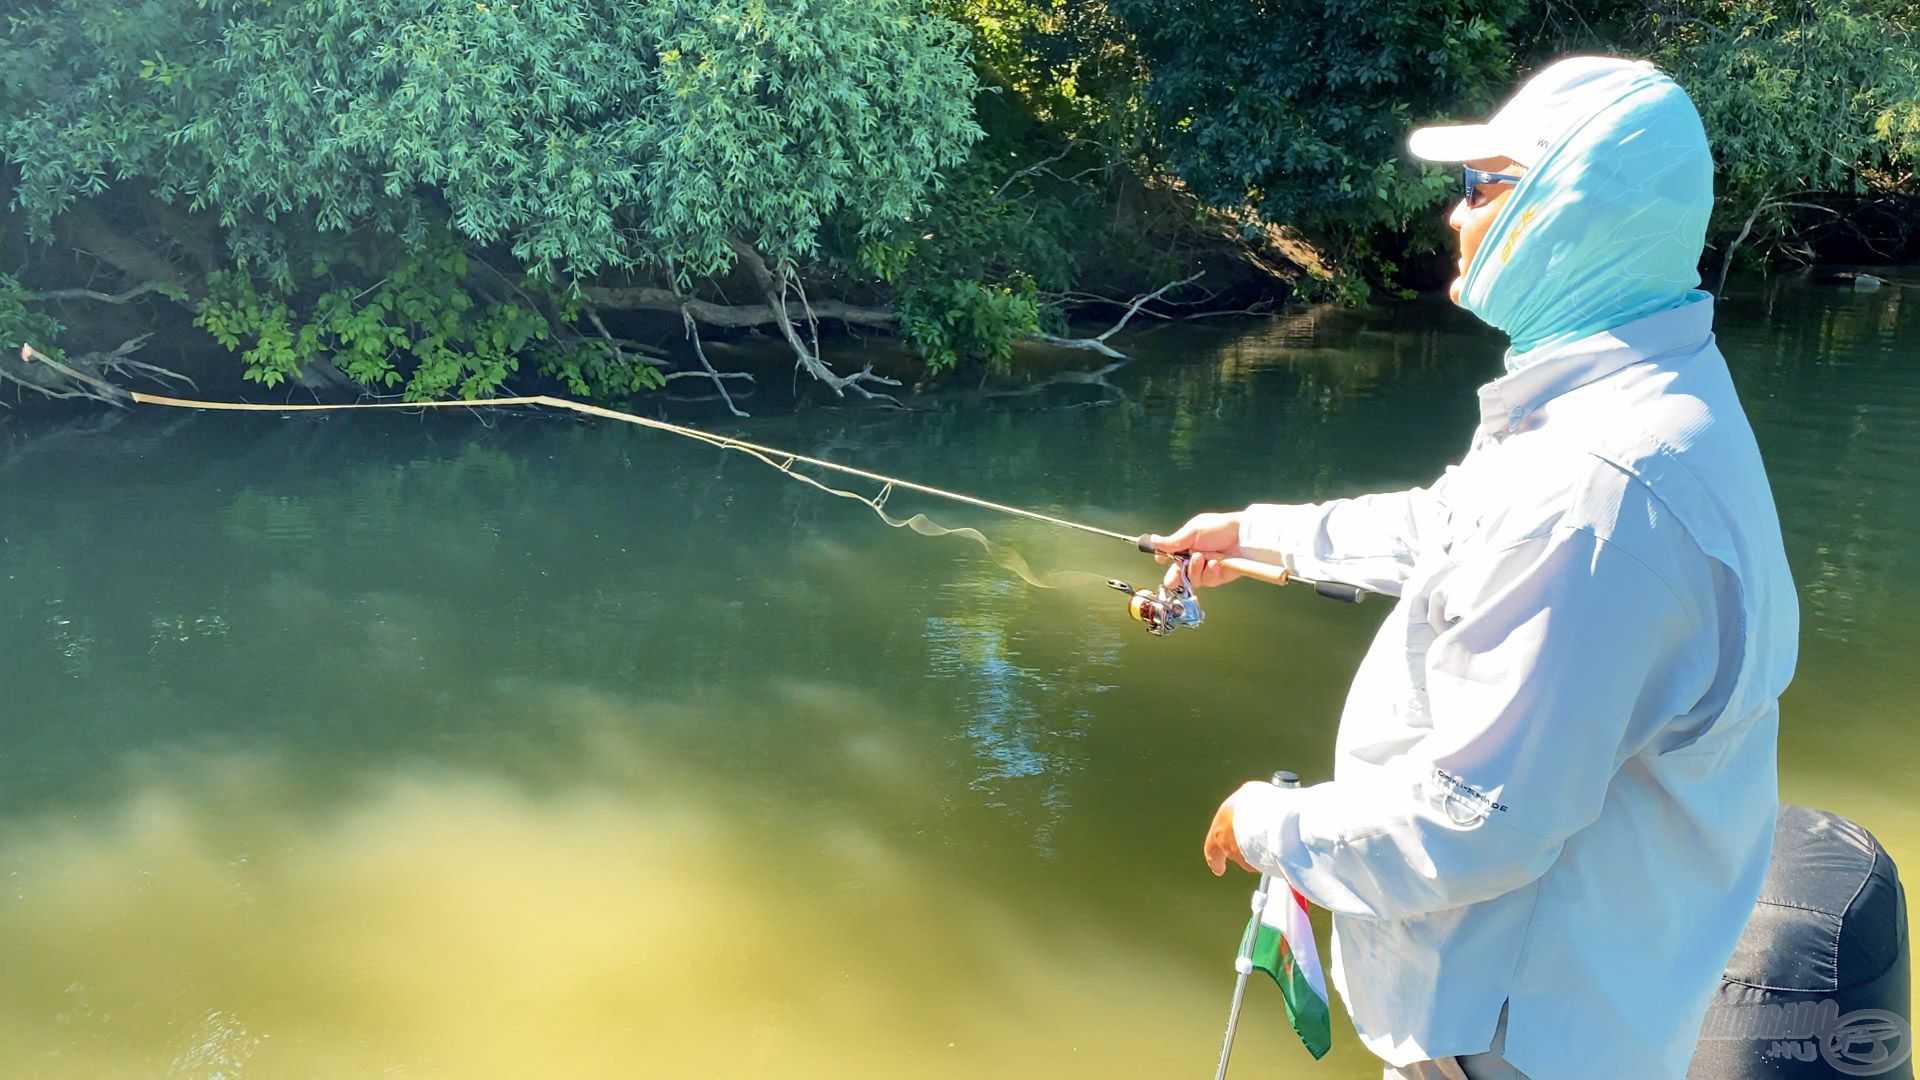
top-left (1029, 333), bottom-right (1129, 359)
top-left (24, 281), bottom-right (171, 305)
top-left (725, 240), bottom-right (904, 405)
top-left (1032, 272), bottom-right (1205, 358)
top-left (992, 139), bottom-right (1087, 200)
top-left (1715, 192), bottom-right (1841, 294)
top-left (679, 304), bottom-right (749, 418)
top-left (1093, 272), bottom-right (1204, 342)
top-left (578, 302), bottom-right (672, 371)
top-left (1182, 300), bottom-right (1281, 320)
top-left (58, 201), bottom-right (201, 302)
top-left (1717, 192), bottom-right (1778, 295)
top-left (580, 283), bottom-right (896, 329)
top-left (11, 338), bottom-right (190, 406)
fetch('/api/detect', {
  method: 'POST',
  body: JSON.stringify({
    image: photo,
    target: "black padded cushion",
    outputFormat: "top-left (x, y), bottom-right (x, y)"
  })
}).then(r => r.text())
top-left (1689, 805), bottom-right (1911, 1079)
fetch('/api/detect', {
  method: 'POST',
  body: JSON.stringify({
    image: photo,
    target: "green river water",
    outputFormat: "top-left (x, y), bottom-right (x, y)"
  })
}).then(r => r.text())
top-left (1, 277), bottom-right (1915, 1077)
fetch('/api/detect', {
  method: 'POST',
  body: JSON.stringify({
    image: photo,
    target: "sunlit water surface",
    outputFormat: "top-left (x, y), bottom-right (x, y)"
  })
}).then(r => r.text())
top-left (2, 276), bottom-right (1915, 1077)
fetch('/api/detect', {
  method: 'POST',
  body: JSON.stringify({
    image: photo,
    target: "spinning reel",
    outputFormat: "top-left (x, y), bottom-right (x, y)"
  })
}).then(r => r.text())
top-left (1107, 555), bottom-right (1205, 636)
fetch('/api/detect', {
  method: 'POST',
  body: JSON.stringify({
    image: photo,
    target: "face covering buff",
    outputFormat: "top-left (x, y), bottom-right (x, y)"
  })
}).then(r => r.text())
top-left (1459, 65), bottom-right (1715, 369)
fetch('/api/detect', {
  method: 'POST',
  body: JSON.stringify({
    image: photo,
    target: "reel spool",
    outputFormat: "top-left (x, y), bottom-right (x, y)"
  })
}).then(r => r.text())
top-left (1108, 556), bottom-right (1205, 636)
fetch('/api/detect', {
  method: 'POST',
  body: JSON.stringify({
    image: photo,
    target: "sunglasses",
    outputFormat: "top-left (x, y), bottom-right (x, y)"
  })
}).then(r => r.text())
top-left (1463, 166), bottom-right (1525, 208)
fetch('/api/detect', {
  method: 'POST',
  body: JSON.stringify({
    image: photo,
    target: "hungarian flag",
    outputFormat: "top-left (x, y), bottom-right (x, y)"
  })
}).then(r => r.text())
top-left (1238, 884), bottom-right (1333, 1059)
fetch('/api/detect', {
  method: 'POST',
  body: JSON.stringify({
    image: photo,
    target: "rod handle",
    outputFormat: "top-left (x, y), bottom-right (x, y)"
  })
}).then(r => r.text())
top-left (1189, 555), bottom-right (1366, 603)
top-left (1215, 555), bottom-right (1292, 588)
top-left (1135, 534), bottom-right (1363, 601)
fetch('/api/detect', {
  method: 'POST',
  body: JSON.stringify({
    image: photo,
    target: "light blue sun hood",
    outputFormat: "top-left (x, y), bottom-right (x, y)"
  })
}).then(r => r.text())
top-left (1459, 65), bottom-right (1716, 367)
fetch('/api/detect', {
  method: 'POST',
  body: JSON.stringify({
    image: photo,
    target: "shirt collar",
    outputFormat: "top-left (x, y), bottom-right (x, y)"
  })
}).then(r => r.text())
top-left (1474, 294), bottom-right (1715, 441)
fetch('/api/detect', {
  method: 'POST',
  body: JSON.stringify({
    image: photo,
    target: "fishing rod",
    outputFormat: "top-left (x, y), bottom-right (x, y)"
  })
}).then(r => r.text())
top-left (1105, 538), bottom-right (1364, 638)
top-left (19, 343), bottom-right (1371, 634)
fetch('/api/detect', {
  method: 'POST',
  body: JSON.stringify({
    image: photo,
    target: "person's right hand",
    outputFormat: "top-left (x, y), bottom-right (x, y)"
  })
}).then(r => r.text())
top-left (1146, 511), bottom-right (1245, 589)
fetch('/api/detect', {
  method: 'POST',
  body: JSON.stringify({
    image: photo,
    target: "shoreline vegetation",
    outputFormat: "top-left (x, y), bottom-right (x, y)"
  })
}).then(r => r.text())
top-left (3, 0), bottom-right (1916, 410)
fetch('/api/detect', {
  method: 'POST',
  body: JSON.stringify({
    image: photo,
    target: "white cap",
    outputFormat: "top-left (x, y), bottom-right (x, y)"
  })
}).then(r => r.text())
top-left (1408, 56), bottom-right (1660, 168)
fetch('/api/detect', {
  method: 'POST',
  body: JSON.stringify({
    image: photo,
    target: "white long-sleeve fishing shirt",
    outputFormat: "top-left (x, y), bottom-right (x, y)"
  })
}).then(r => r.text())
top-left (1231, 297), bottom-right (1798, 1078)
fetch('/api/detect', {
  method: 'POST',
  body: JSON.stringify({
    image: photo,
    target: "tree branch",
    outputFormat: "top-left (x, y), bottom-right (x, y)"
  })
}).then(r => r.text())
top-left (580, 284), bottom-right (896, 330)
top-left (11, 338), bottom-right (191, 406)
top-left (25, 281), bottom-right (172, 305)
top-left (677, 297), bottom-right (749, 418)
top-left (57, 201), bottom-right (201, 302)
top-left (581, 304), bottom-right (663, 363)
top-left (992, 139), bottom-right (1087, 200)
top-left (1031, 272), bottom-right (1204, 359)
top-left (725, 240), bottom-right (903, 405)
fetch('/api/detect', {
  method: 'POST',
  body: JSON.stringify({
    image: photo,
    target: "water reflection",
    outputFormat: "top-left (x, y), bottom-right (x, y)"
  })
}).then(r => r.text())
top-left (0, 276), bottom-right (1914, 1078)
top-left (925, 608), bottom-right (1098, 857)
top-left (0, 743), bottom-right (1234, 1079)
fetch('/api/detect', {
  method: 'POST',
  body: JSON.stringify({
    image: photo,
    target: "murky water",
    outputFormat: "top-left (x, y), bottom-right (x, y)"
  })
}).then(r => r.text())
top-left (2, 276), bottom-right (1915, 1077)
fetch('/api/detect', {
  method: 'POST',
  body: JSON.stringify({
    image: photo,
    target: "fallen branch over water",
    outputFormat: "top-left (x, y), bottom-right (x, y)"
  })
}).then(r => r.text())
top-left (579, 283), bottom-right (897, 331)
top-left (8, 338), bottom-right (194, 407)
top-left (1031, 272), bottom-right (1204, 359)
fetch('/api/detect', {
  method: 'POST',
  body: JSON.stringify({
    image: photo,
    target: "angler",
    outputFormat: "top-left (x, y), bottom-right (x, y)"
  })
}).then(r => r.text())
top-left (1155, 57), bottom-right (1800, 1079)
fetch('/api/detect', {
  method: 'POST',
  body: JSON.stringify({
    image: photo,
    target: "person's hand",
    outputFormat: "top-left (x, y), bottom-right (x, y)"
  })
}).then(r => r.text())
top-left (1146, 511), bottom-right (1245, 589)
top-left (1204, 782), bottom-right (1265, 876)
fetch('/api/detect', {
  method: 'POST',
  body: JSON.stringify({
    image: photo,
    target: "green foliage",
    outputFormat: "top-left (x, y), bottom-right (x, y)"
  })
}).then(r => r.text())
top-left (1104, 0), bottom-right (1920, 278)
top-left (1638, 0), bottom-right (1920, 254)
top-left (4, 0), bottom-right (983, 283)
top-left (0, 273), bottom-right (67, 359)
top-left (1111, 0), bottom-right (1525, 240)
top-left (844, 162), bottom-right (1081, 363)
top-left (537, 339), bottom-right (670, 399)
top-left (5, 0), bottom-right (1916, 389)
top-left (943, 0), bottom-right (1146, 143)
top-left (1291, 268), bottom-right (1376, 307)
top-left (2, 0), bottom-right (983, 392)
top-left (896, 276), bottom-right (1042, 371)
top-left (848, 2), bottom-right (1140, 365)
top-left (192, 234), bottom-right (646, 401)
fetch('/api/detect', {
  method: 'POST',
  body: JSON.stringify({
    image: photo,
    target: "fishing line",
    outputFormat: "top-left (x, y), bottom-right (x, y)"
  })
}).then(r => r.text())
top-left (18, 346), bottom-right (1118, 590)
top-left (681, 435), bottom-right (1106, 590)
top-left (19, 345), bottom-right (1362, 620)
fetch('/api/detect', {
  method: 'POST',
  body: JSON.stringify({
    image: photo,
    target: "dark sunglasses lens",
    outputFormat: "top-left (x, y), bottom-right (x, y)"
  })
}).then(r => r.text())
top-left (1463, 169), bottom-right (1509, 208)
top-left (1463, 168), bottom-right (1486, 205)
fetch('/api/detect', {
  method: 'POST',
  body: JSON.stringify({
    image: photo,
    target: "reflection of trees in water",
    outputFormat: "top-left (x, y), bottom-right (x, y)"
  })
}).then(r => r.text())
top-left (0, 413), bottom-right (781, 809)
top-left (1719, 282), bottom-right (1919, 664)
top-left (0, 407), bottom-right (1137, 840)
top-left (6, 289), bottom-right (1914, 821)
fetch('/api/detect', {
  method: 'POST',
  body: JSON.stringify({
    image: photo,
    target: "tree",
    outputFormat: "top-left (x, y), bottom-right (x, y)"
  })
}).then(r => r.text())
top-left (1, 0), bottom-right (982, 401)
top-left (1636, 0), bottom-right (1920, 275)
top-left (1110, 0), bottom-right (1528, 269)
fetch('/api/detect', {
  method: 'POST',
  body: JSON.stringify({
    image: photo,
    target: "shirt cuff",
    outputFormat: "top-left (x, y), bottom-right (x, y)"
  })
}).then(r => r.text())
top-left (1238, 503), bottom-right (1314, 569)
top-left (1231, 780), bottom-right (1301, 877)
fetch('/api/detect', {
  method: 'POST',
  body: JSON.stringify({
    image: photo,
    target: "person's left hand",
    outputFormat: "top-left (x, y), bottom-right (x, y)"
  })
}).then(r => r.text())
top-left (1204, 782), bottom-right (1267, 876)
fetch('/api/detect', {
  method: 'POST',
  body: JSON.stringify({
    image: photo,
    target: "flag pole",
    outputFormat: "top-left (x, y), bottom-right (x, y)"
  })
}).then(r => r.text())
top-left (1214, 769), bottom-right (1300, 1080)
